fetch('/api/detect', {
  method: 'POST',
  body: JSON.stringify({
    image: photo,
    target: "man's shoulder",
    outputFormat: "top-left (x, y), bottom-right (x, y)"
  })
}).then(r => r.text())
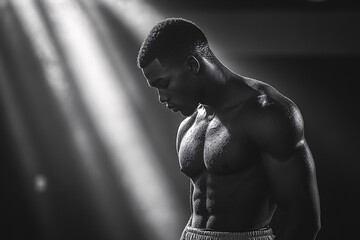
top-left (242, 82), bottom-right (305, 157)
top-left (243, 81), bottom-right (301, 126)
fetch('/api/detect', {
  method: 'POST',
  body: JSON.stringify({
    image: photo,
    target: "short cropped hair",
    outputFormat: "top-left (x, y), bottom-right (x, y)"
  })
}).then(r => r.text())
top-left (137, 18), bottom-right (214, 68)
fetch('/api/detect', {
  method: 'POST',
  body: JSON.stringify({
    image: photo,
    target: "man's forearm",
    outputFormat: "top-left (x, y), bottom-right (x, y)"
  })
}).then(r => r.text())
top-left (277, 212), bottom-right (321, 240)
top-left (278, 224), bottom-right (320, 240)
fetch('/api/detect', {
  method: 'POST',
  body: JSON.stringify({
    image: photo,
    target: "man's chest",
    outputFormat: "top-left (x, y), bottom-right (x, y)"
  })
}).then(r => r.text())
top-left (178, 113), bottom-right (254, 177)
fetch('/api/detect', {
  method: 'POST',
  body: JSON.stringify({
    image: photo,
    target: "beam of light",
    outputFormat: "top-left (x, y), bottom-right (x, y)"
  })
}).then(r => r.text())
top-left (101, 0), bottom-right (164, 40)
top-left (1, 1), bottom-right (62, 239)
top-left (9, 0), bottom-right (100, 184)
top-left (37, 0), bottom-right (183, 240)
top-left (0, 48), bottom-right (53, 238)
top-left (0, 35), bottom-right (39, 186)
top-left (9, 0), bottom-right (127, 239)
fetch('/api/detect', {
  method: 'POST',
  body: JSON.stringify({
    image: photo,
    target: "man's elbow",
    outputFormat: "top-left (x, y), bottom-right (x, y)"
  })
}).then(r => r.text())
top-left (312, 216), bottom-right (321, 237)
top-left (302, 214), bottom-right (321, 239)
top-left (308, 204), bottom-right (321, 237)
top-left (284, 206), bottom-right (321, 239)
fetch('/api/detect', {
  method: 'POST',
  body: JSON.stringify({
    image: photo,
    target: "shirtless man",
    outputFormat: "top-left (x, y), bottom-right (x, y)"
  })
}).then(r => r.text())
top-left (137, 18), bottom-right (321, 240)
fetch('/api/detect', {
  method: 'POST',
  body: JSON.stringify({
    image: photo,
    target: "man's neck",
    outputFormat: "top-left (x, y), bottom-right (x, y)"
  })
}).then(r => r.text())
top-left (200, 59), bottom-right (254, 111)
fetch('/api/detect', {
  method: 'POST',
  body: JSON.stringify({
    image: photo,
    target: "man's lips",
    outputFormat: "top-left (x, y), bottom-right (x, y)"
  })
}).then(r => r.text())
top-left (166, 103), bottom-right (175, 108)
top-left (166, 104), bottom-right (179, 111)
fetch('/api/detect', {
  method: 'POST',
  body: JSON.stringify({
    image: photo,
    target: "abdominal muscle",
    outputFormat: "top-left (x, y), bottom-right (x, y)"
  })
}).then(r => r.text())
top-left (190, 167), bottom-right (276, 232)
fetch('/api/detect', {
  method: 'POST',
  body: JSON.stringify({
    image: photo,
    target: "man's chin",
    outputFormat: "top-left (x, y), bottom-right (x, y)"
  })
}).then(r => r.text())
top-left (179, 107), bottom-right (196, 117)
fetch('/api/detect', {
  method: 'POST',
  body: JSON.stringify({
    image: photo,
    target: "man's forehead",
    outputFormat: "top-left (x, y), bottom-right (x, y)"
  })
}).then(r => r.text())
top-left (142, 58), bottom-right (165, 80)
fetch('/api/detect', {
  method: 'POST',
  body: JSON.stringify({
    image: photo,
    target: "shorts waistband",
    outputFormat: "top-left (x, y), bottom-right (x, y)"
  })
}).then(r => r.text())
top-left (185, 226), bottom-right (275, 240)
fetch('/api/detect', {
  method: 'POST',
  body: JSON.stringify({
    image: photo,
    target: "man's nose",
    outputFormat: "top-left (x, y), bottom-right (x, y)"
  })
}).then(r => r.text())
top-left (158, 90), bottom-right (169, 103)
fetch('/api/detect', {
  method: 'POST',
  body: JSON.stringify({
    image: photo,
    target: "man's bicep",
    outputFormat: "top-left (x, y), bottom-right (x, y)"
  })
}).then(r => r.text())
top-left (262, 141), bottom-right (320, 213)
top-left (255, 102), bottom-right (320, 210)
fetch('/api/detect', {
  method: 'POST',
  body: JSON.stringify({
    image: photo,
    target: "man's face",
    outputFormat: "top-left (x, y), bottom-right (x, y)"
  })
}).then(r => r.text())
top-left (142, 58), bottom-right (200, 116)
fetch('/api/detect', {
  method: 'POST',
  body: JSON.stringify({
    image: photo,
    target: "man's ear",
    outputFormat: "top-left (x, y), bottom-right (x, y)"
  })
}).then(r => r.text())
top-left (185, 55), bottom-right (200, 74)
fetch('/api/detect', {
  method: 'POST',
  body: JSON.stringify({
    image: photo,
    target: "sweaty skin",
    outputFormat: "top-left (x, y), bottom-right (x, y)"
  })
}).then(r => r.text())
top-left (176, 79), bottom-right (320, 236)
top-left (142, 56), bottom-right (320, 240)
top-left (177, 80), bottom-right (274, 231)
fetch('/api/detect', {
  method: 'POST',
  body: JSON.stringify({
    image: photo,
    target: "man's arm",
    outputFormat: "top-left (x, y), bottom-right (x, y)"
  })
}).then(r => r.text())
top-left (262, 140), bottom-right (321, 240)
top-left (252, 100), bottom-right (321, 240)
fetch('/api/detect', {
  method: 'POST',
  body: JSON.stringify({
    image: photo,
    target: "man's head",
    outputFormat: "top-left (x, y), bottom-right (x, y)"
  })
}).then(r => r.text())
top-left (138, 18), bottom-right (214, 116)
top-left (137, 18), bottom-right (213, 68)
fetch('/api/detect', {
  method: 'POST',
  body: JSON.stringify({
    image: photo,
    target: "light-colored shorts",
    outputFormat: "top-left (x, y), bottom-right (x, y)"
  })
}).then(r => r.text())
top-left (183, 226), bottom-right (275, 240)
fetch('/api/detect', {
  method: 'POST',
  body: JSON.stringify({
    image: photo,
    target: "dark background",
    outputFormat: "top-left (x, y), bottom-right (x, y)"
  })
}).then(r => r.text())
top-left (1, 0), bottom-right (360, 239)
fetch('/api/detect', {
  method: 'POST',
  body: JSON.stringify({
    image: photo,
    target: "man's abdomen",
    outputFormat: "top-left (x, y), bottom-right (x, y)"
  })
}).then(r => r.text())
top-left (190, 169), bottom-right (276, 232)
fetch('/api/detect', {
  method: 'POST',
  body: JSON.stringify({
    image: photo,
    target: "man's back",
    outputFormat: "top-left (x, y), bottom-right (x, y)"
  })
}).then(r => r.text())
top-left (176, 77), bottom-right (300, 232)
